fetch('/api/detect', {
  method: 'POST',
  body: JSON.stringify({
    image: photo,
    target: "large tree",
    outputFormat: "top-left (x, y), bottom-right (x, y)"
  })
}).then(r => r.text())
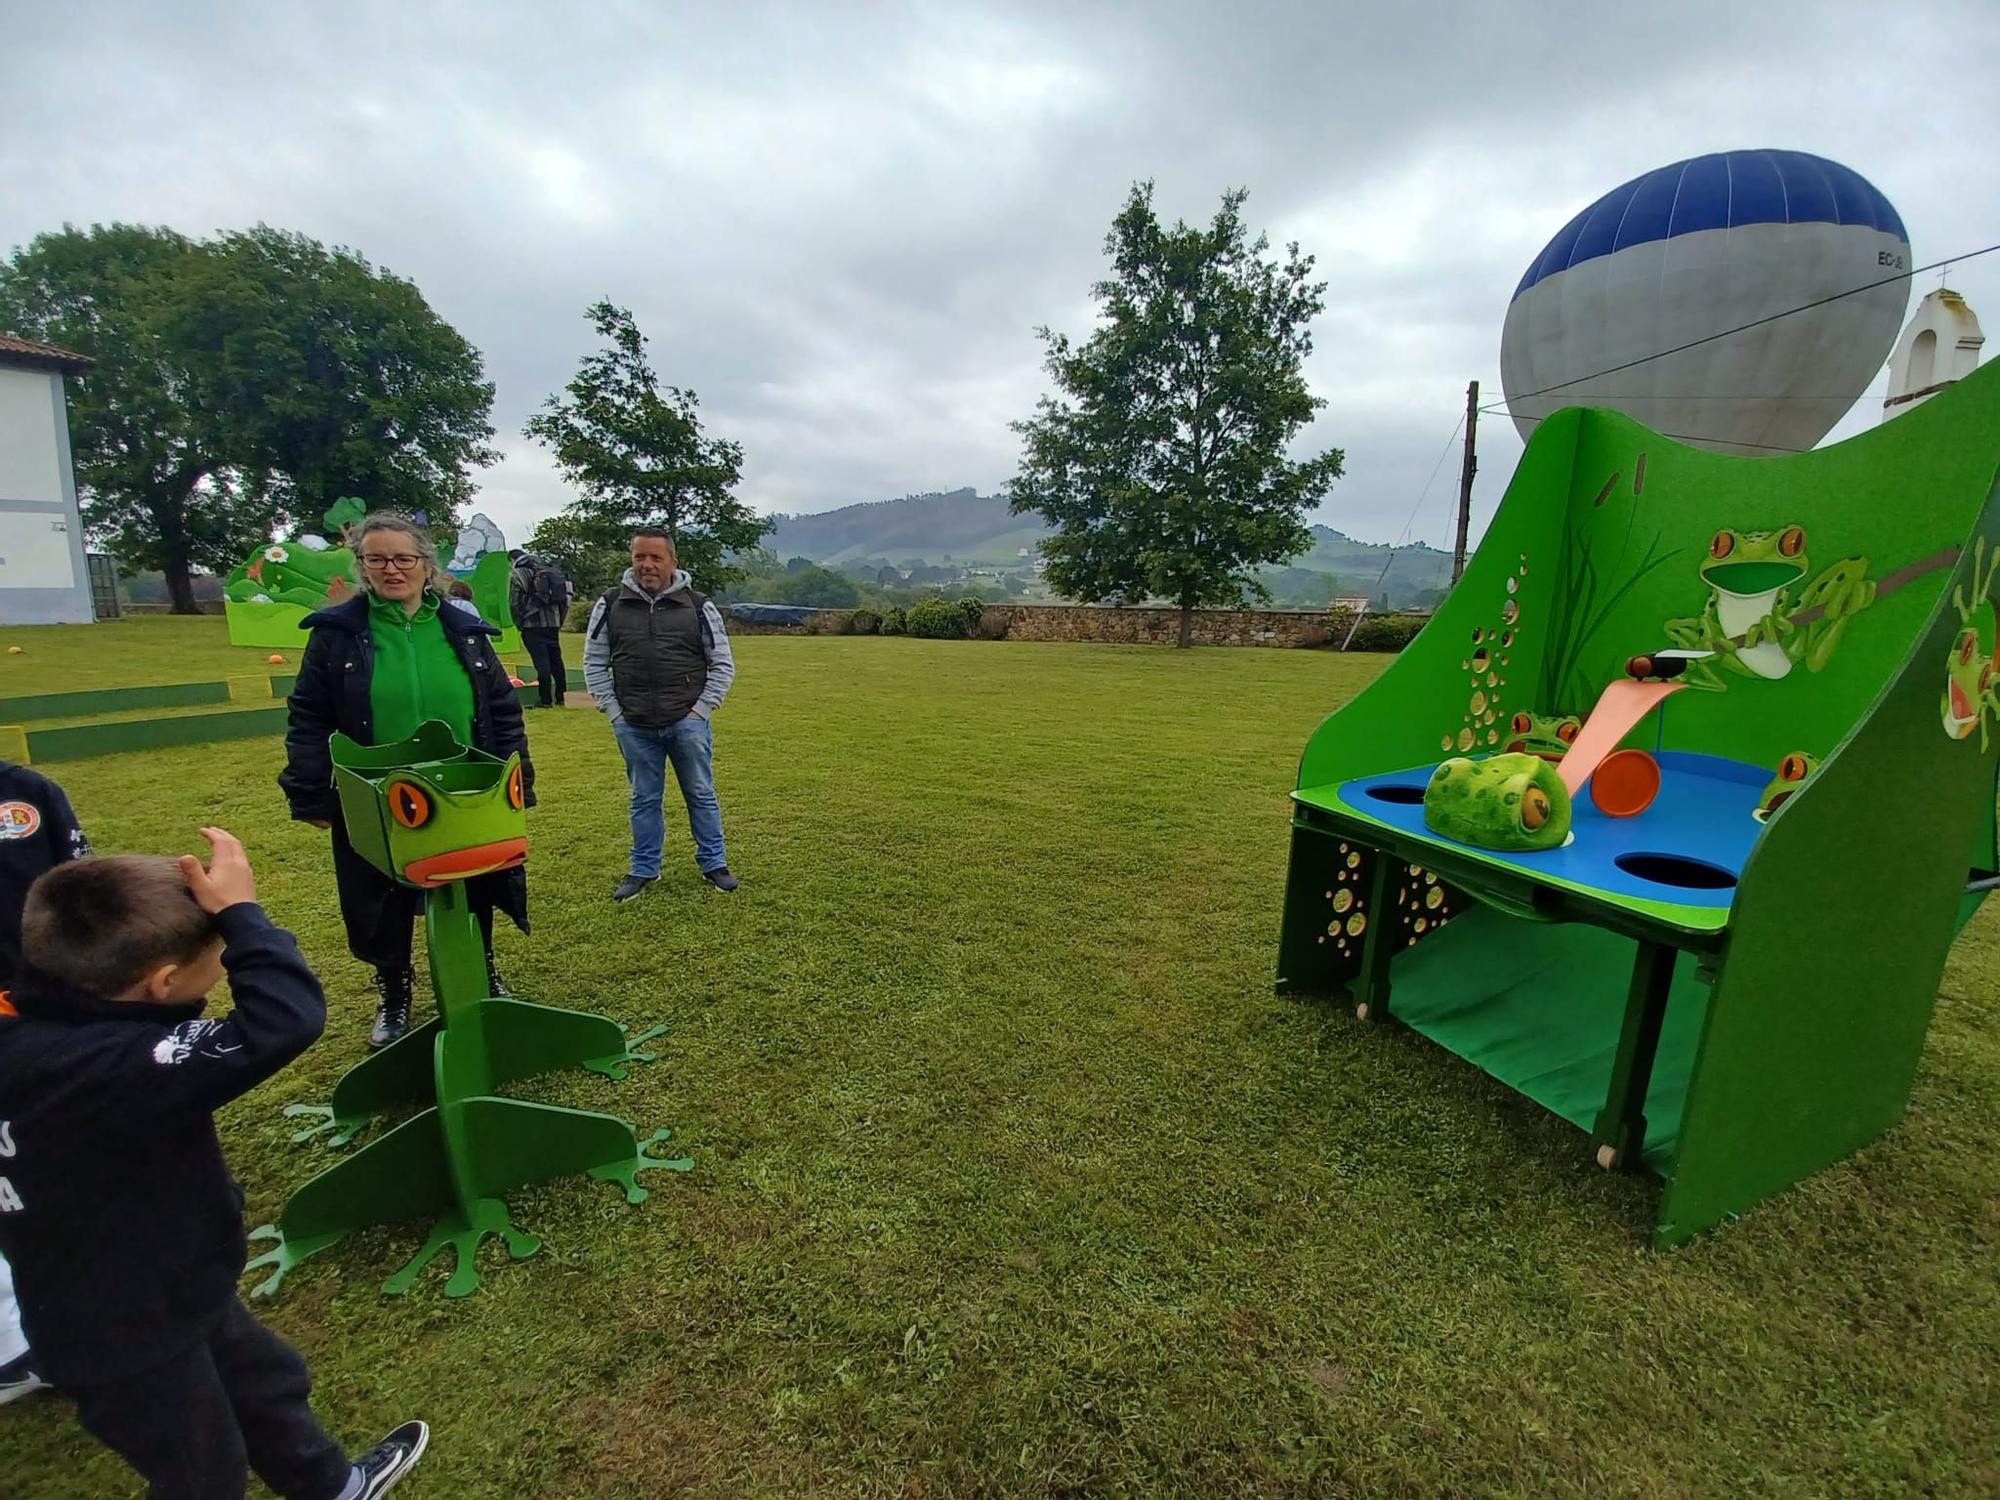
top-left (169, 226), bottom-right (497, 541)
top-left (0, 224), bottom-right (274, 612)
top-left (0, 222), bottom-right (497, 610)
top-left (1008, 184), bottom-right (1345, 646)
top-left (525, 300), bottom-right (770, 593)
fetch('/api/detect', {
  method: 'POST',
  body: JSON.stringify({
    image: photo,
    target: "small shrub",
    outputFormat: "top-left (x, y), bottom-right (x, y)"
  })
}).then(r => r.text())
top-left (1345, 613), bottom-right (1427, 652)
top-left (849, 607), bottom-right (882, 636)
top-left (908, 597), bottom-right (969, 639)
top-left (880, 606), bottom-right (908, 636)
top-left (803, 614), bottom-right (823, 636)
top-left (957, 595), bottom-right (984, 632)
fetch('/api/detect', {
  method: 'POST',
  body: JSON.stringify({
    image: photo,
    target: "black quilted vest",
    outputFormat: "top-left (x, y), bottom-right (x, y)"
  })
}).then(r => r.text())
top-left (600, 584), bottom-right (709, 728)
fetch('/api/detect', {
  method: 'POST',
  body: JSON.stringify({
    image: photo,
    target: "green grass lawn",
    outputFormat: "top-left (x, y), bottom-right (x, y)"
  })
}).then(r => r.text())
top-left (4, 620), bottom-right (1996, 1497)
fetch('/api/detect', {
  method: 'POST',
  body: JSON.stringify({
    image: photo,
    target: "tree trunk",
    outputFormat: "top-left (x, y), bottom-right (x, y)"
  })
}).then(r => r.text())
top-left (164, 551), bottom-right (200, 614)
top-left (1177, 599), bottom-right (1195, 649)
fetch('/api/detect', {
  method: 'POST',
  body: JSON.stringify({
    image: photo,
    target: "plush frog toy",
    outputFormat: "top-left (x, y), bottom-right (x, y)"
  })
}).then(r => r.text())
top-left (1752, 752), bottom-right (1819, 822)
top-left (1502, 711), bottom-right (1581, 761)
top-left (1423, 752), bottom-right (1571, 851)
top-left (1664, 527), bottom-right (1874, 687)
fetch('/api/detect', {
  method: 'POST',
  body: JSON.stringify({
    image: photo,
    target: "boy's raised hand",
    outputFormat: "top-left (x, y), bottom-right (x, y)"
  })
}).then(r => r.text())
top-left (180, 826), bottom-right (258, 913)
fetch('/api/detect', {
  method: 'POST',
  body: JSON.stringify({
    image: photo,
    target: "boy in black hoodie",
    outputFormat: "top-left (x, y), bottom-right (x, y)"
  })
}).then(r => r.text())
top-left (0, 828), bottom-right (427, 1499)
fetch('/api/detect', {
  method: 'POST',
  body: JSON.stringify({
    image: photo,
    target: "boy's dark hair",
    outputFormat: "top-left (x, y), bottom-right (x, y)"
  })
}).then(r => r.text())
top-left (22, 855), bottom-right (218, 996)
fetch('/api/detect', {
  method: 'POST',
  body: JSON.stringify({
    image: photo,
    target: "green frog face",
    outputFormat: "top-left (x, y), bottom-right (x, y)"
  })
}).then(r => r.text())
top-left (331, 721), bottom-right (527, 888)
top-left (1701, 527), bottom-right (1808, 599)
top-left (1503, 711), bottom-right (1581, 761)
top-left (1423, 752), bottom-right (1571, 852)
top-left (1753, 752), bottom-right (1819, 822)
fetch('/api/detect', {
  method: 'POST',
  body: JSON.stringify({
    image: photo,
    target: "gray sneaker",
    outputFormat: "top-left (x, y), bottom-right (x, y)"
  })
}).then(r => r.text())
top-left (702, 866), bottom-right (740, 892)
top-left (350, 1419), bottom-right (429, 1497)
top-left (613, 875), bottom-right (655, 903)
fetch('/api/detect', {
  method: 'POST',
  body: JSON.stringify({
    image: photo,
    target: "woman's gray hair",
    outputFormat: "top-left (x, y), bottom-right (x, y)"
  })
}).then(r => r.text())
top-left (350, 511), bottom-right (445, 598)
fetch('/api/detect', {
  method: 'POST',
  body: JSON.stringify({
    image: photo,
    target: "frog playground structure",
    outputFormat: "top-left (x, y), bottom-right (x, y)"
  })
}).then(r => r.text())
top-left (248, 720), bottom-right (689, 1298)
top-left (1277, 360), bottom-right (2000, 1248)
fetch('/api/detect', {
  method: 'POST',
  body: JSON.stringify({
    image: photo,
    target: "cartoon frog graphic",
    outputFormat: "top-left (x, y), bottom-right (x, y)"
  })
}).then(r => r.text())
top-left (1422, 751), bottom-right (1571, 852)
top-left (1752, 752), bottom-right (1820, 823)
top-left (1502, 711), bottom-right (1581, 762)
top-left (1664, 527), bottom-right (1874, 689)
top-left (1941, 535), bottom-right (2000, 747)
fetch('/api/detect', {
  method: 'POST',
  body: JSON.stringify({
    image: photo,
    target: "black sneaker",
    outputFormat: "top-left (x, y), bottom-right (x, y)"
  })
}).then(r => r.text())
top-left (0, 1350), bottom-right (47, 1406)
top-left (369, 966), bottom-right (416, 1050)
top-left (702, 866), bottom-right (740, 892)
top-left (484, 948), bottom-right (512, 998)
top-left (348, 1419), bottom-right (428, 1496)
top-left (613, 875), bottom-right (655, 903)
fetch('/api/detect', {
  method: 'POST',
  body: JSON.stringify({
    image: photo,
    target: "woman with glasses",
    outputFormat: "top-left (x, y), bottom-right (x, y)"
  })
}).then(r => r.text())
top-left (279, 511), bottom-right (536, 1048)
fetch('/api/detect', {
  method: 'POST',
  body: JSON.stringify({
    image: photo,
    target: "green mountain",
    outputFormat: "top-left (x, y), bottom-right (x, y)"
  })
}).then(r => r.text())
top-left (763, 492), bottom-right (1452, 608)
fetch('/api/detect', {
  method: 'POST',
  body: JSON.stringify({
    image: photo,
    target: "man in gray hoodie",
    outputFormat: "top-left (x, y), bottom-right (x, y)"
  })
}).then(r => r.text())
top-left (582, 529), bottom-right (739, 901)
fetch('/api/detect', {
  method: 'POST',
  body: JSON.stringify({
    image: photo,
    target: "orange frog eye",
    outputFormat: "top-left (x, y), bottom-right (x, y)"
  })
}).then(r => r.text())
top-left (1521, 786), bottom-right (1550, 831)
top-left (506, 762), bottom-right (525, 811)
top-left (1710, 531), bottom-right (1735, 559)
top-left (1556, 720), bottom-right (1580, 744)
top-left (1778, 526), bottom-right (1806, 558)
top-left (1511, 712), bottom-right (1533, 734)
top-left (1779, 753), bottom-right (1810, 782)
top-left (387, 779), bottom-right (434, 830)
top-left (1961, 631), bottom-right (1980, 665)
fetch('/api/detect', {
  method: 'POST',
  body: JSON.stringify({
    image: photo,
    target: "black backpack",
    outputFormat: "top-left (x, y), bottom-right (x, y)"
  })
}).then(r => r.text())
top-left (522, 556), bottom-right (568, 612)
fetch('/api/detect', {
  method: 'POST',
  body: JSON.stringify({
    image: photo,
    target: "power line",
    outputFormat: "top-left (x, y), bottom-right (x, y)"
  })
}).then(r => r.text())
top-left (1501, 240), bottom-right (2000, 406)
top-left (1338, 410), bottom-right (1464, 650)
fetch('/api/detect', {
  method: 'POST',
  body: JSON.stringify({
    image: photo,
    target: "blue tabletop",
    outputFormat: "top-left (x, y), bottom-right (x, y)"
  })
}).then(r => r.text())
top-left (1323, 752), bottom-right (1768, 913)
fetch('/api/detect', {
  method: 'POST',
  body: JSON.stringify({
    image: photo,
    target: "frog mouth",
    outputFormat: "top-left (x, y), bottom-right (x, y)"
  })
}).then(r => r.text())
top-left (403, 837), bottom-right (529, 886)
top-left (1706, 562), bottom-right (1805, 596)
top-left (1947, 679), bottom-right (1978, 733)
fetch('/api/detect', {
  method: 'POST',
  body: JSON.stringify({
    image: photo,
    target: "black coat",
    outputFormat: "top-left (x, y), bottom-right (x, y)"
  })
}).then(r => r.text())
top-left (0, 903), bottom-right (326, 1386)
top-left (278, 594), bottom-right (533, 945)
top-left (279, 592), bottom-right (536, 821)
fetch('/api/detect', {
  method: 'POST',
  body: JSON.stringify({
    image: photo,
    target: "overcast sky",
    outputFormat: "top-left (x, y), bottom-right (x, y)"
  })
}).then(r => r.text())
top-left (6, 0), bottom-right (1997, 552)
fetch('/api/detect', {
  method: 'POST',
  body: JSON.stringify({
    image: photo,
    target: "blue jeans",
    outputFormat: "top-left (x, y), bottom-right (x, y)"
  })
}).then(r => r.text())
top-left (614, 713), bottom-right (727, 878)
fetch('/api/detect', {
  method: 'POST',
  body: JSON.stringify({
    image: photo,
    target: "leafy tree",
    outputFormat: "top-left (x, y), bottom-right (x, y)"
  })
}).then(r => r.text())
top-left (1008, 183), bottom-right (1345, 646)
top-left (774, 565), bottom-right (860, 608)
top-left (0, 224), bottom-right (273, 612)
top-left (525, 300), bottom-right (770, 592)
top-left (168, 226), bottom-right (496, 543)
top-left (0, 222), bottom-right (497, 611)
top-left (523, 510), bottom-right (628, 601)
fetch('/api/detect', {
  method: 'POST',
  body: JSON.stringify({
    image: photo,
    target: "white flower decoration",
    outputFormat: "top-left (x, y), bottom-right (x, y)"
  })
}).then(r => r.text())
top-left (264, 545), bottom-right (289, 564)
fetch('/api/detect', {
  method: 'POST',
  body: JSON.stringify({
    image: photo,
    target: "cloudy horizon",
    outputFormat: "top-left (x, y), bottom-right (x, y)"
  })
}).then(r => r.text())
top-left (6, 0), bottom-right (1996, 556)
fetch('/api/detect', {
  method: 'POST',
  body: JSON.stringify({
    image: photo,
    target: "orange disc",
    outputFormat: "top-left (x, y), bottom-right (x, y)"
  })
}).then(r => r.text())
top-left (1590, 748), bottom-right (1660, 818)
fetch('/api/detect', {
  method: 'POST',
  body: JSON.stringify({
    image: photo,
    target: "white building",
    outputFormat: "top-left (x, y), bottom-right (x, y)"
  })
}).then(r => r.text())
top-left (0, 336), bottom-right (95, 624)
top-left (1883, 289), bottom-right (1984, 420)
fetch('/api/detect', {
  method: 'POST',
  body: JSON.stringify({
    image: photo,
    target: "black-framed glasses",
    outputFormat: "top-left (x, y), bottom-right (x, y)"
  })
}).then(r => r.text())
top-left (360, 553), bottom-right (422, 571)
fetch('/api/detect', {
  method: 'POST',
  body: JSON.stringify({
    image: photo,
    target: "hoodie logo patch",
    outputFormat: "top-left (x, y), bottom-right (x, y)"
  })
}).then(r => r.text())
top-left (0, 803), bottom-right (41, 841)
top-left (152, 1019), bottom-right (236, 1066)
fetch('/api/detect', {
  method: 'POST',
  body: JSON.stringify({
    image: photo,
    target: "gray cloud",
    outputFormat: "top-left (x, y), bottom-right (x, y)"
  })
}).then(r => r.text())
top-left (6, 0), bottom-right (1996, 552)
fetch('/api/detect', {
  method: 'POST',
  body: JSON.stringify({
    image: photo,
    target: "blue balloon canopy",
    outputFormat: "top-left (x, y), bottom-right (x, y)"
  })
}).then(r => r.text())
top-left (1514, 150), bottom-right (1908, 301)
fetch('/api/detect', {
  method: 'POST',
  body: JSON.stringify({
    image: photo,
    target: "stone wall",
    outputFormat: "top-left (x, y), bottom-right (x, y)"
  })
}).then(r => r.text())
top-left (976, 602), bottom-right (1350, 648)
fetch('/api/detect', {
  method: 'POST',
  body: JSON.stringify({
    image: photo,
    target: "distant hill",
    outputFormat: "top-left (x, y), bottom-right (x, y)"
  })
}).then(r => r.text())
top-left (765, 489), bottom-right (1045, 567)
top-left (763, 491), bottom-right (1453, 607)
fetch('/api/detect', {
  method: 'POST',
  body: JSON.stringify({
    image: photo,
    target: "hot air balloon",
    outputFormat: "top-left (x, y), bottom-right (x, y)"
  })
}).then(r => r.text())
top-left (1500, 149), bottom-right (1911, 457)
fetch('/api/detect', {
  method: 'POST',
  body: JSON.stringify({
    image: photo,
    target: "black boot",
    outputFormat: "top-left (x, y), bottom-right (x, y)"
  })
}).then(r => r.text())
top-left (485, 945), bottom-right (512, 998)
top-left (370, 965), bottom-right (415, 1049)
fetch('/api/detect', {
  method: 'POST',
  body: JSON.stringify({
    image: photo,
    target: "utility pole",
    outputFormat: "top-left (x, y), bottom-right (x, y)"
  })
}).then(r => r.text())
top-left (1451, 380), bottom-right (1479, 584)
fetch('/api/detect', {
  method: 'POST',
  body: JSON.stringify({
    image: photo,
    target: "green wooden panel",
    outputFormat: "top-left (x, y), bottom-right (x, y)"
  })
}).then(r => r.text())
top-left (23, 705), bottom-right (290, 762)
top-left (1660, 482), bottom-right (2000, 1247)
top-left (0, 680), bottom-right (232, 721)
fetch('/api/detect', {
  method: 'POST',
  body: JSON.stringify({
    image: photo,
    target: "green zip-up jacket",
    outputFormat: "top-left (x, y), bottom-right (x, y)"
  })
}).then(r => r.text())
top-left (367, 593), bottom-right (476, 745)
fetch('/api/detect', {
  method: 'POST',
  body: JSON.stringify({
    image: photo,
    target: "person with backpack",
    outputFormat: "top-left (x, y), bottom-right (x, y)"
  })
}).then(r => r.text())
top-left (508, 548), bottom-right (573, 709)
top-left (582, 528), bottom-right (739, 901)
